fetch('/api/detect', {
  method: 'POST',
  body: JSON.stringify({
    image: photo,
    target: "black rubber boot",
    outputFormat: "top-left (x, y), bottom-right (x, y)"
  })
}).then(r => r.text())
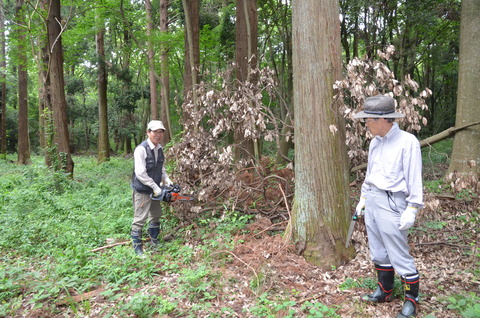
top-left (396, 273), bottom-right (420, 318)
top-left (131, 230), bottom-right (144, 255)
top-left (362, 264), bottom-right (395, 303)
top-left (148, 221), bottom-right (160, 247)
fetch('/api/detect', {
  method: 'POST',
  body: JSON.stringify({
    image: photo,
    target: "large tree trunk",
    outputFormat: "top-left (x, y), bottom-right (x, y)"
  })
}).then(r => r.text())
top-left (0, 0), bottom-right (7, 156)
top-left (145, 0), bottom-right (159, 120)
top-left (16, 0), bottom-right (31, 165)
top-left (47, 0), bottom-right (74, 174)
top-left (447, 0), bottom-right (480, 188)
top-left (160, 0), bottom-right (172, 142)
top-left (96, 24), bottom-right (109, 162)
top-left (182, 0), bottom-right (199, 129)
top-left (234, 0), bottom-right (257, 162)
top-left (291, 0), bottom-right (352, 268)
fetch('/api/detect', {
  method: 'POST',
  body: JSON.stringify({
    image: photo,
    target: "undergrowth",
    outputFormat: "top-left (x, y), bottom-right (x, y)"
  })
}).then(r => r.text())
top-left (0, 155), bottom-right (340, 317)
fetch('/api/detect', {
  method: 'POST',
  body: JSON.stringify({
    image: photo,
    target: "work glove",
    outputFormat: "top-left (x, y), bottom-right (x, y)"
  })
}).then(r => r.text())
top-left (399, 206), bottom-right (418, 231)
top-left (153, 187), bottom-right (163, 199)
top-left (355, 196), bottom-right (366, 216)
top-left (164, 177), bottom-right (173, 187)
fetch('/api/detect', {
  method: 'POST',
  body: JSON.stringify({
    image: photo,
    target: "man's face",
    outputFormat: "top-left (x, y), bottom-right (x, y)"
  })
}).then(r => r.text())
top-left (365, 118), bottom-right (392, 137)
top-left (147, 129), bottom-right (164, 146)
top-left (365, 118), bottom-right (381, 136)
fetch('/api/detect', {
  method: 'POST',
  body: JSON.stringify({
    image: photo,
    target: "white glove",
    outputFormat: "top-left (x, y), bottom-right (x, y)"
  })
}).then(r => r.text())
top-left (355, 197), bottom-right (366, 216)
top-left (153, 187), bottom-right (163, 198)
top-left (164, 177), bottom-right (173, 187)
top-left (399, 206), bottom-right (418, 230)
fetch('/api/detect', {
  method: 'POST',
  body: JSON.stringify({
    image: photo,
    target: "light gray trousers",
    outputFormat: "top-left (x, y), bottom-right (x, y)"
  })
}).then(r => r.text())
top-left (131, 191), bottom-right (162, 232)
top-left (364, 187), bottom-right (417, 276)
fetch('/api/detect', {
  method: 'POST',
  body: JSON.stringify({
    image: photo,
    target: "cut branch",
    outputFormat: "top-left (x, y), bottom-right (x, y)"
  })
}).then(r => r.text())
top-left (351, 121), bottom-right (480, 172)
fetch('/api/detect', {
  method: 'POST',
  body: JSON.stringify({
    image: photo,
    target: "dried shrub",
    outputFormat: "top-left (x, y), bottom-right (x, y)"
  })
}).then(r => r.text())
top-left (334, 45), bottom-right (431, 172)
top-left (167, 67), bottom-right (292, 220)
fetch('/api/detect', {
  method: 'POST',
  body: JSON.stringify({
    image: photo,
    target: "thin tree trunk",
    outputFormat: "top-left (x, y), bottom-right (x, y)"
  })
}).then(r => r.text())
top-left (160, 0), bottom-right (172, 142)
top-left (16, 0), bottom-right (31, 164)
top-left (145, 0), bottom-right (159, 120)
top-left (234, 0), bottom-right (257, 161)
top-left (96, 24), bottom-right (109, 162)
top-left (47, 0), bottom-right (74, 174)
top-left (182, 0), bottom-right (199, 129)
top-left (292, 0), bottom-right (351, 268)
top-left (0, 0), bottom-right (7, 156)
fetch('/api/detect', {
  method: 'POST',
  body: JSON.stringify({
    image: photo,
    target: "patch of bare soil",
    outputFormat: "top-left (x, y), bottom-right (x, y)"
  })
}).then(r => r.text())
top-left (212, 193), bottom-right (479, 318)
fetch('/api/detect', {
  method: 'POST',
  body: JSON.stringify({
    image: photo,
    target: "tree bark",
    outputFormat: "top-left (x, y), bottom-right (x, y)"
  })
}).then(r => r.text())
top-left (96, 23), bottom-right (109, 162)
top-left (160, 0), bottom-right (172, 142)
top-left (47, 0), bottom-right (74, 174)
top-left (291, 0), bottom-right (352, 268)
top-left (448, 0), bottom-right (480, 180)
top-left (182, 0), bottom-right (200, 128)
top-left (234, 0), bottom-right (257, 161)
top-left (0, 0), bottom-right (7, 156)
top-left (145, 0), bottom-right (159, 120)
top-left (16, 0), bottom-right (31, 164)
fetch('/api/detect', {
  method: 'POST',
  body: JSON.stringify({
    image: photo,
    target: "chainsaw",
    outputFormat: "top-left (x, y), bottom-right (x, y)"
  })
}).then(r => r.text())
top-left (150, 184), bottom-right (195, 202)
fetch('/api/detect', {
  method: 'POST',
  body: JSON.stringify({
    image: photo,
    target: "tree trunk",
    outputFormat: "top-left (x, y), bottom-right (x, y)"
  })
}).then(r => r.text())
top-left (37, 1), bottom-right (51, 164)
top-left (234, 0), bottom-right (257, 162)
top-left (145, 0), bottom-right (159, 120)
top-left (160, 0), bottom-right (172, 142)
top-left (96, 24), bottom-right (109, 162)
top-left (0, 0), bottom-right (7, 156)
top-left (182, 0), bottom-right (200, 128)
top-left (447, 0), bottom-right (480, 185)
top-left (47, 0), bottom-right (74, 174)
top-left (16, 0), bottom-right (31, 165)
top-left (291, 0), bottom-right (352, 268)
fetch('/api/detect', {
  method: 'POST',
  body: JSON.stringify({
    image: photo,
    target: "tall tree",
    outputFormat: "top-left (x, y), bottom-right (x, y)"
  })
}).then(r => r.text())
top-left (234, 0), bottom-right (258, 161)
top-left (160, 0), bottom-right (172, 142)
top-left (145, 0), bottom-right (159, 120)
top-left (0, 0), bottom-right (6, 156)
top-left (447, 0), bottom-right (480, 188)
top-left (182, 0), bottom-right (200, 127)
top-left (291, 0), bottom-right (351, 268)
top-left (96, 17), bottom-right (109, 162)
top-left (15, 0), bottom-right (31, 164)
top-left (46, 0), bottom-right (74, 174)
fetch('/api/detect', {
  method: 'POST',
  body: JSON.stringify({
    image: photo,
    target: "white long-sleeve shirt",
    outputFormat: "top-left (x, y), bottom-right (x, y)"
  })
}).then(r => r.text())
top-left (361, 123), bottom-right (423, 208)
top-left (133, 139), bottom-right (171, 194)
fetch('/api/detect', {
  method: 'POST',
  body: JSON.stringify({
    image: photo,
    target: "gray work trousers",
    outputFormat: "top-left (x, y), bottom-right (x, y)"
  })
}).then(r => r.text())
top-left (131, 191), bottom-right (162, 232)
top-left (364, 187), bottom-right (417, 276)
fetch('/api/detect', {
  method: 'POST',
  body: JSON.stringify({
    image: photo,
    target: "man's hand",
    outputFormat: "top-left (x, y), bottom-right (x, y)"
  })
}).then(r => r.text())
top-left (164, 177), bottom-right (173, 187)
top-left (153, 188), bottom-right (163, 198)
top-left (399, 206), bottom-right (418, 230)
top-left (355, 197), bottom-right (366, 216)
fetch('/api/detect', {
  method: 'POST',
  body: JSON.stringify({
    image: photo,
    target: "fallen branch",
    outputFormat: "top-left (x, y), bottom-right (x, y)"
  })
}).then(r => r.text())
top-left (351, 121), bottom-right (480, 172)
top-left (56, 287), bottom-right (105, 306)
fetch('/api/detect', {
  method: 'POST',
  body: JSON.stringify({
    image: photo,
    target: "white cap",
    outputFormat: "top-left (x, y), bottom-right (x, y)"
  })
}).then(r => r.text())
top-left (147, 120), bottom-right (166, 131)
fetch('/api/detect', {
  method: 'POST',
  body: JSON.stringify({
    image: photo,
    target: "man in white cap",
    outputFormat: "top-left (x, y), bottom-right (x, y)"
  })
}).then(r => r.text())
top-left (130, 120), bottom-right (173, 255)
top-left (353, 95), bottom-right (423, 318)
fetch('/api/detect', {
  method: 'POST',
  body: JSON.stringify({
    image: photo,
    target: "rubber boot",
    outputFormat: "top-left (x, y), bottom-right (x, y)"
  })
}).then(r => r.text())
top-left (362, 264), bottom-right (395, 303)
top-left (131, 230), bottom-right (144, 255)
top-left (148, 221), bottom-right (160, 247)
top-left (396, 273), bottom-right (420, 318)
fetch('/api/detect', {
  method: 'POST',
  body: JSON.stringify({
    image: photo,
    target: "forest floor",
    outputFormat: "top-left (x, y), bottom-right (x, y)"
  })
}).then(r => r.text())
top-left (16, 159), bottom-right (479, 318)
top-left (46, 193), bottom-right (476, 317)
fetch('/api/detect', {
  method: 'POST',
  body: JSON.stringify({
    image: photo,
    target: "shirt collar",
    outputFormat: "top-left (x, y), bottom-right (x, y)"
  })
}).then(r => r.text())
top-left (146, 138), bottom-right (160, 150)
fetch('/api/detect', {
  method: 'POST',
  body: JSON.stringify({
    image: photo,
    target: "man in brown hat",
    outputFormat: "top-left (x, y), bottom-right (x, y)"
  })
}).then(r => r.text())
top-left (130, 120), bottom-right (174, 255)
top-left (354, 95), bottom-right (423, 318)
